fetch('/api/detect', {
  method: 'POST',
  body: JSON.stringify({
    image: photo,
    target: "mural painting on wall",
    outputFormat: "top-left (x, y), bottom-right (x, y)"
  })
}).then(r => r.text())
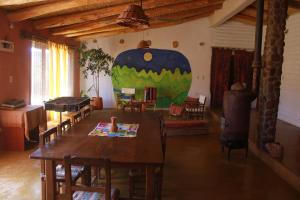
top-left (112, 48), bottom-right (192, 108)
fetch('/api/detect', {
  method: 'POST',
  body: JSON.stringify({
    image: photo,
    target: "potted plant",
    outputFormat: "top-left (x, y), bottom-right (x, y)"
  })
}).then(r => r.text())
top-left (79, 42), bottom-right (114, 109)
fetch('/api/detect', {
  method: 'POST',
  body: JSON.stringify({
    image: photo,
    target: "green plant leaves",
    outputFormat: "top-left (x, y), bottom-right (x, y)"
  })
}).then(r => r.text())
top-left (78, 42), bottom-right (115, 97)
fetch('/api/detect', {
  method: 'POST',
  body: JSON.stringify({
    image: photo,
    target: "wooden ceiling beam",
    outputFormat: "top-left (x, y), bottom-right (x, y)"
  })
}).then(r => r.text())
top-left (75, 12), bottom-right (213, 39)
top-left (210, 0), bottom-right (256, 27)
top-left (65, 9), bottom-right (215, 37)
top-left (251, 0), bottom-right (268, 11)
top-left (34, 0), bottom-right (208, 29)
top-left (77, 13), bottom-right (213, 40)
top-left (0, 0), bottom-right (48, 7)
top-left (231, 14), bottom-right (261, 26)
top-left (146, 0), bottom-right (221, 19)
top-left (6, 0), bottom-right (136, 22)
top-left (288, 6), bottom-right (300, 15)
top-left (77, 29), bottom-right (133, 40)
top-left (150, 4), bottom-right (221, 22)
top-left (231, 16), bottom-right (255, 26)
top-left (288, 0), bottom-right (300, 15)
top-left (241, 7), bottom-right (268, 21)
top-left (289, 0), bottom-right (300, 9)
top-left (248, 0), bottom-right (300, 18)
top-left (51, 17), bottom-right (117, 36)
top-left (51, 2), bottom-right (222, 36)
top-left (66, 25), bottom-right (127, 37)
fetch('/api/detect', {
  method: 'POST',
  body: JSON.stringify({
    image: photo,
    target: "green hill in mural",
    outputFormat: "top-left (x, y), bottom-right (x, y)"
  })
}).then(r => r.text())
top-left (112, 65), bottom-right (192, 108)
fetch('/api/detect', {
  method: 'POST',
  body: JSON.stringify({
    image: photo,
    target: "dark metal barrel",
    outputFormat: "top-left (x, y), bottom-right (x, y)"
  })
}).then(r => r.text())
top-left (222, 90), bottom-right (251, 141)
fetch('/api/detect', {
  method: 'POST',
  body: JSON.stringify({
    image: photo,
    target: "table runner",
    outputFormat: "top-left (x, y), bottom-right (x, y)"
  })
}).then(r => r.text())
top-left (88, 122), bottom-right (139, 137)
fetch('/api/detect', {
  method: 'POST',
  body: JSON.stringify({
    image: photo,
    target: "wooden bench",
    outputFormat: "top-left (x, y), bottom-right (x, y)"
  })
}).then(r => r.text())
top-left (163, 118), bottom-right (209, 136)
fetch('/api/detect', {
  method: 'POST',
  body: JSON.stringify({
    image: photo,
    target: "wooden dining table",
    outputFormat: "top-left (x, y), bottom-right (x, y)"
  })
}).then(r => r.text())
top-left (30, 110), bottom-right (164, 200)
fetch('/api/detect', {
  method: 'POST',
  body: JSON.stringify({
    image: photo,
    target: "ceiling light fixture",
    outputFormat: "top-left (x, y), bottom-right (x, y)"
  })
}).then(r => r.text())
top-left (117, 0), bottom-right (149, 29)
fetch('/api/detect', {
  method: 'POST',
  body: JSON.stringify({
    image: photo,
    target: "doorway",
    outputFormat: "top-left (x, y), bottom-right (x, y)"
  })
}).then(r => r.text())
top-left (210, 47), bottom-right (254, 109)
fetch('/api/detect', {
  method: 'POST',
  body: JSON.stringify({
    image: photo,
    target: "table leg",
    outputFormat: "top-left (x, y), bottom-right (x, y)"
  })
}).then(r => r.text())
top-left (59, 112), bottom-right (62, 124)
top-left (145, 165), bottom-right (155, 200)
top-left (45, 160), bottom-right (56, 200)
top-left (141, 103), bottom-right (146, 112)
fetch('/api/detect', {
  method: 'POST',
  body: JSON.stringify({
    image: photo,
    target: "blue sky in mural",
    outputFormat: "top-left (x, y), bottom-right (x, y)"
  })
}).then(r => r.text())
top-left (114, 48), bottom-right (191, 74)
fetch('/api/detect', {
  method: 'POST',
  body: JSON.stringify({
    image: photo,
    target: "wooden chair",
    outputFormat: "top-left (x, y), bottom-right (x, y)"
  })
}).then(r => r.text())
top-left (39, 127), bottom-right (85, 198)
top-left (128, 117), bottom-right (165, 200)
top-left (115, 88), bottom-right (138, 112)
top-left (83, 107), bottom-right (91, 118)
top-left (58, 119), bottom-right (72, 135)
top-left (129, 164), bottom-right (164, 199)
top-left (63, 155), bottom-right (120, 200)
top-left (39, 127), bottom-right (58, 200)
top-left (73, 112), bottom-right (82, 124)
top-left (185, 95), bottom-right (206, 119)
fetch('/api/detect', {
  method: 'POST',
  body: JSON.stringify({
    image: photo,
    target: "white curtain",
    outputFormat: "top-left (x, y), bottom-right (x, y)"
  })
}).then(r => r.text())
top-left (31, 41), bottom-right (49, 105)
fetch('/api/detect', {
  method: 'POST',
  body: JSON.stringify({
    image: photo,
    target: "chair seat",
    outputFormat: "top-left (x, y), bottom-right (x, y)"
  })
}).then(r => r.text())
top-left (56, 165), bottom-right (84, 181)
top-left (73, 187), bottom-right (120, 200)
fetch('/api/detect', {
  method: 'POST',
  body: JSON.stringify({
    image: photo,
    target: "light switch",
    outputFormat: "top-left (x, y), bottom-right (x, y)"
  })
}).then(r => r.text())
top-left (9, 76), bottom-right (13, 83)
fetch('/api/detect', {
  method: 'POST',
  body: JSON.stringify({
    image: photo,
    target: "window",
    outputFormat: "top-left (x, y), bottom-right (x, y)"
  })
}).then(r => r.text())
top-left (31, 41), bottom-right (74, 105)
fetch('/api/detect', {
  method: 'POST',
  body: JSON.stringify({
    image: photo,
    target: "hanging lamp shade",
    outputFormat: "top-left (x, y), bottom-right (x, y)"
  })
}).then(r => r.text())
top-left (117, 4), bottom-right (150, 29)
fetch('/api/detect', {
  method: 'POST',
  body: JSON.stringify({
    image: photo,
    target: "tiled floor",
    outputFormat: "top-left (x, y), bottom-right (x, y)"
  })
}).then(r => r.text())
top-left (1, 124), bottom-right (300, 200)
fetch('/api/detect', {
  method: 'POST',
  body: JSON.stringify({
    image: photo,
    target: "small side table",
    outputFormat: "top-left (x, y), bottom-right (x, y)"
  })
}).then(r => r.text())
top-left (44, 97), bottom-right (90, 124)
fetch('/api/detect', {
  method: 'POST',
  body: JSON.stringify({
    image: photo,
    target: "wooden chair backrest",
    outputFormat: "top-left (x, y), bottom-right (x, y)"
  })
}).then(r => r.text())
top-left (64, 155), bottom-right (112, 200)
top-left (83, 107), bottom-right (91, 118)
top-left (121, 87), bottom-right (135, 95)
top-left (39, 126), bottom-right (58, 146)
top-left (120, 88), bottom-right (135, 101)
top-left (59, 119), bottom-right (71, 134)
top-left (199, 95), bottom-right (206, 105)
top-left (73, 112), bottom-right (82, 124)
top-left (144, 87), bottom-right (157, 102)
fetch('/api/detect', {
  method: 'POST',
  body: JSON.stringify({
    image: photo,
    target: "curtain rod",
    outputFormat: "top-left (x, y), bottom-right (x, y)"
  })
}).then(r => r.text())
top-left (20, 30), bottom-right (77, 49)
top-left (212, 46), bottom-right (254, 52)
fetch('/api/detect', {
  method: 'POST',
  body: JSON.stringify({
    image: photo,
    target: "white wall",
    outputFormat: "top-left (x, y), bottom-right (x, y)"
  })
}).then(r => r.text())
top-left (81, 18), bottom-right (256, 108)
top-left (277, 13), bottom-right (300, 127)
top-left (257, 13), bottom-right (300, 127)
